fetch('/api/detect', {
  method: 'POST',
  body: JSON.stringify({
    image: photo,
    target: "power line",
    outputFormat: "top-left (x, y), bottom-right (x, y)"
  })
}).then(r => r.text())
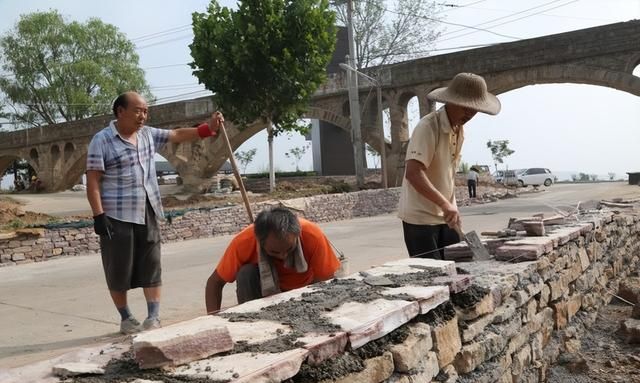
top-left (438, 0), bottom-right (581, 43)
top-left (136, 33), bottom-right (193, 50)
top-left (130, 24), bottom-right (191, 42)
top-left (356, 0), bottom-right (520, 40)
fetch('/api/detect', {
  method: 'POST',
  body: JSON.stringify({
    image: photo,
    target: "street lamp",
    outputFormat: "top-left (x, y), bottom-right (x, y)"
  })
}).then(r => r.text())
top-left (339, 63), bottom-right (388, 189)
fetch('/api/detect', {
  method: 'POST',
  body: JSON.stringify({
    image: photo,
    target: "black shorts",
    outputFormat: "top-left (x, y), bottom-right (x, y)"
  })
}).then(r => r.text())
top-left (100, 200), bottom-right (162, 291)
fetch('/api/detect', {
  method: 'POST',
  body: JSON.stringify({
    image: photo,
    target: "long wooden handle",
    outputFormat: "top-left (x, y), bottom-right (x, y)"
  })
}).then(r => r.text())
top-left (219, 123), bottom-right (254, 223)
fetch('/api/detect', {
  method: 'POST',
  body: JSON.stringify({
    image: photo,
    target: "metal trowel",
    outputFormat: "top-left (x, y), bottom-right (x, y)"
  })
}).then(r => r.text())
top-left (454, 225), bottom-right (491, 261)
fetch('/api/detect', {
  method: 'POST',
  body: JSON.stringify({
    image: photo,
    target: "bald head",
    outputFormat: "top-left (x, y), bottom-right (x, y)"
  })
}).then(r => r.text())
top-left (112, 91), bottom-right (146, 118)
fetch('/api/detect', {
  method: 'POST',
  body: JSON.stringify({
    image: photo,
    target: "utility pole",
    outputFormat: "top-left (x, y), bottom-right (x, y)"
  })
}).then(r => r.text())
top-left (345, 0), bottom-right (365, 188)
top-left (339, 63), bottom-right (387, 189)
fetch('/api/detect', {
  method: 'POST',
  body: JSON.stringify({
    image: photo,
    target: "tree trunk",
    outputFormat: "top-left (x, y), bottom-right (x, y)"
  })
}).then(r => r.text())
top-left (268, 123), bottom-right (275, 193)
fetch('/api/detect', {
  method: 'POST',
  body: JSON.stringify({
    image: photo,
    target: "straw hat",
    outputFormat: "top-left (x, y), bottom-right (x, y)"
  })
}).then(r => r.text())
top-left (427, 73), bottom-right (501, 115)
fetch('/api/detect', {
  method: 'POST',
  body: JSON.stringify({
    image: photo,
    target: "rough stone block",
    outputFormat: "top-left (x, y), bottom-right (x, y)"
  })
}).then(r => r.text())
top-left (552, 300), bottom-right (568, 330)
top-left (133, 318), bottom-right (233, 369)
top-left (454, 289), bottom-right (495, 321)
top-left (538, 284), bottom-right (551, 310)
top-left (577, 248), bottom-right (590, 272)
top-left (618, 278), bottom-right (640, 304)
top-left (319, 351), bottom-right (394, 383)
top-left (432, 316), bottom-right (462, 368)
top-left (389, 322), bottom-right (432, 372)
top-left (510, 344), bottom-right (532, 377)
top-left (617, 318), bottom-right (640, 344)
top-left (567, 294), bottom-right (582, 321)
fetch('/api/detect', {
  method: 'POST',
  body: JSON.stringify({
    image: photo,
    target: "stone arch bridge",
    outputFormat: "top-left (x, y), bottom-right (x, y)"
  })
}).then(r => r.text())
top-left (1, 20), bottom-right (639, 191)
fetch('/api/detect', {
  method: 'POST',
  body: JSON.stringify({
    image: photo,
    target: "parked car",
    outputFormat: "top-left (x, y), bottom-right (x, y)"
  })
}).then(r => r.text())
top-left (493, 169), bottom-right (521, 185)
top-left (517, 168), bottom-right (554, 187)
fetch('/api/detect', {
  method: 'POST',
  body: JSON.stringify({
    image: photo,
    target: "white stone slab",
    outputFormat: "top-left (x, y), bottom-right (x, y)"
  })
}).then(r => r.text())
top-left (324, 298), bottom-right (420, 349)
top-left (201, 316), bottom-right (292, 345)
top-left (297, 331), bottom-right (349, 365)
top-left (380, 285), bottom-right (450, 314)
top-left (170, 348), bottom-right (309, 383)
top-left (382, 258), bottom-right (457, 275)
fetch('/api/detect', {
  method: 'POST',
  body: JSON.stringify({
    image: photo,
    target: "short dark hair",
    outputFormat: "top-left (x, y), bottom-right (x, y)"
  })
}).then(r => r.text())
top-left (112, 93), bottom-right (130, 117)
top-left (254, 207), bottom-right (301, 245)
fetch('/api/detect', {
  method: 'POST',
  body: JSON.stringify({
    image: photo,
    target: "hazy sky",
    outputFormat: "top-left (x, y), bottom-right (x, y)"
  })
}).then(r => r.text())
top-left (0, 0), bottom-right (639, 179)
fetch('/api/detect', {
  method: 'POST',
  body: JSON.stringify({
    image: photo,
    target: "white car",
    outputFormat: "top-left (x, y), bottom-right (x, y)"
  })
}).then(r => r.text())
top-left (517, 168), bottom-right (554, 187)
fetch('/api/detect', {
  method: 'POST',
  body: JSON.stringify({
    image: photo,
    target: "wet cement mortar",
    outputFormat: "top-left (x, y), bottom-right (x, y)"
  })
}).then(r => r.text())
top-left (70, 350), bottom-right (229, 383)
top-left (74, 268), bottom-right (446, 382)
top-left (450, 284), bottom-right (490, 309)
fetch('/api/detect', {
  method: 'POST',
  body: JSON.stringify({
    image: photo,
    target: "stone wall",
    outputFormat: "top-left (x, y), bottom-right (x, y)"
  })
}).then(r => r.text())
top-left (0, 188), bottom-right (401, 267)
top-left (5, 208), bottom-right (639, 382)
top-left (298, 210), bottom-right (640, 383)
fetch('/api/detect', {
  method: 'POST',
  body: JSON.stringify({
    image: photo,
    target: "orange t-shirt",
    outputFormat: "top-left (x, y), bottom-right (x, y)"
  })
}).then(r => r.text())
top-left (215, 218), bottom-right (341, 291)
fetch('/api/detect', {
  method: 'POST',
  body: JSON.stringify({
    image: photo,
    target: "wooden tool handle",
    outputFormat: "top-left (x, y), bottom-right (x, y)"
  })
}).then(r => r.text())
top-left (219, 122), bottom-right (254, 223)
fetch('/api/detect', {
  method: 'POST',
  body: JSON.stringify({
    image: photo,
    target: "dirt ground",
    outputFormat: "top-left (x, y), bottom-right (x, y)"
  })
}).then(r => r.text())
top-left (547, 301), bottom-right (640, 382)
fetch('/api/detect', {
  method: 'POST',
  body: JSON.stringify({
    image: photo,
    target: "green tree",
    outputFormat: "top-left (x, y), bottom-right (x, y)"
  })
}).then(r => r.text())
top-left (608, 172), bottom-right (616, 181)
top-left (578, 172), bottom-right (590, 182)
top-left (590, 174), bottom-right (598, 182)
top-left (285, 144), bottom-right (310, 171)
top-left (332, 0), bottom-right (443, 69)
top-left (0, 10), bottom-right (151, 128)
top-left (486, 140), bottom-right (515, 173)
top-left (235, 148), bottom-right (257, 174)
top-left (458, 161), bottom-right (469, 174)
top-left (190, 0), bottom-right (336, 192)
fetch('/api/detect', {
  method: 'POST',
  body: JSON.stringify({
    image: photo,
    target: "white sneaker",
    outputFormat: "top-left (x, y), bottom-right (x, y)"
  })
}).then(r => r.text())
top-left (120, 317), bottom-right (141, 335)
top-left (142, 317), bottom-right (161, 331)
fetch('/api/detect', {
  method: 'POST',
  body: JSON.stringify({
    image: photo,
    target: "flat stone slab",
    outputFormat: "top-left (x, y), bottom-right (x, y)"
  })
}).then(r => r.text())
top-left (297, 331), bottom-right (349, 365)
top-left (381, 258), bottom-right (457, 276)
top-left (133, 316), bottom-right (233, 369)
top-left (324, 298), bottom-right (420, 349)
top-left (1, 342), bottom-right (128, 383)
top-left (380, 285), bottom-right (450, 314)
top-left (52, 362), bottom-right (104, 377)
top-left (170, 348), bottom-right (309, 382)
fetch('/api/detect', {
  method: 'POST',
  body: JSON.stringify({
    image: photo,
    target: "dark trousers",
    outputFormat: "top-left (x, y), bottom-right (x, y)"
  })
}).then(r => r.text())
top-left (402, 221), bottom-right (461, 260)
top-left (467, 179), bottom-right (477, 198)
top-left (236, 264), bottom-right (263, 304)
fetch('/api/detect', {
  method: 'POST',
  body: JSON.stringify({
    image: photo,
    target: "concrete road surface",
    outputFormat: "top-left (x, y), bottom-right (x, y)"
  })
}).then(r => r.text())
top-left (1, 182), bottom-right (638, 369)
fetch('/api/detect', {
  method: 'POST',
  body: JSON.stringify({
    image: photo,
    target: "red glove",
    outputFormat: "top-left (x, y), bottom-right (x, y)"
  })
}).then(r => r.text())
top-left (197, 123), bottom-right (217, 138)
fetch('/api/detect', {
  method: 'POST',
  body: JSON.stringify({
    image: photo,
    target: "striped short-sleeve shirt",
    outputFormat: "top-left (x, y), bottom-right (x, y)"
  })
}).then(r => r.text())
top-left (87, 120), bottom-right (170, 224)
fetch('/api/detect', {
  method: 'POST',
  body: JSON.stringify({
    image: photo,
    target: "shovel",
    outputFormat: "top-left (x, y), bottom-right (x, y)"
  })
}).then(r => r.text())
top-left (454, 224), bottom-right (491, 261)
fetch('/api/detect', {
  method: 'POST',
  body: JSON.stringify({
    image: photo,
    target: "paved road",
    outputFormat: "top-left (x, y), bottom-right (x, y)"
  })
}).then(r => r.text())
top-left (1, 182), bottom-right (638, 369)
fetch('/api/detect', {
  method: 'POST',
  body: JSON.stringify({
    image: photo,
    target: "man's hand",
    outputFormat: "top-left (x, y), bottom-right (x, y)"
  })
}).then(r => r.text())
top-left (441, 202), bottom-right (461, 229)
top-left (93, 213), bottom-right (113, 238)
top-left (208, 111), bottom-right (224, 135)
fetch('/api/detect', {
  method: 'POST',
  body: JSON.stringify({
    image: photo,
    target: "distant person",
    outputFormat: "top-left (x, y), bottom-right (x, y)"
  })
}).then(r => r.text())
top-left (467, 167), bottom-right (479, 198)
top-left (398, 73), bottom-right (501, 259)
top-left (86, 91), bottom-right (224, 334)
top-left (205, 207), bottom-right (341, 313)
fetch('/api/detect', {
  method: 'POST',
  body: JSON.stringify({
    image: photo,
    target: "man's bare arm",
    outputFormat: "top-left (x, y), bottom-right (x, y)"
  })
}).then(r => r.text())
top-left (168, 112), bottom-right (223, 144)
top-left (86, 170), bottom-right (104, 216)
top-left (205, 270), bottom-right (227, 314)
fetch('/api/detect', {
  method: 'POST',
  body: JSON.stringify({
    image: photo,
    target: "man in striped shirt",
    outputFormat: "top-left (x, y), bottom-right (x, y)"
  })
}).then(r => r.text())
top-left (86, 91), bottom-right (223, 334)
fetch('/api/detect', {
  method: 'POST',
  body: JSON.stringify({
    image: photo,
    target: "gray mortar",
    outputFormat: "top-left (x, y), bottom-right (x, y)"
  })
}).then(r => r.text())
top-left (285, 326), bottom-right (410, 382)
top-left (76, 270), bottom-right (444, 382)
top-left (451, 284), bottom-right (490, 309)
top-left (71, 350), bottom-right (229, 383)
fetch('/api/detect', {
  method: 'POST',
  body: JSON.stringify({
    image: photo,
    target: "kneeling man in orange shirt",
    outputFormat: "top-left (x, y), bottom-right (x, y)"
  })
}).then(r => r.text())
top-left (205, 207), bottom-right (341, 313)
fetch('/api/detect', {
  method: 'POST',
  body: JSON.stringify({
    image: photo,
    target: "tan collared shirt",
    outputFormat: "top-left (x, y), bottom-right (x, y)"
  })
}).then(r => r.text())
top-left (398, 107), bottom-right (464, 225)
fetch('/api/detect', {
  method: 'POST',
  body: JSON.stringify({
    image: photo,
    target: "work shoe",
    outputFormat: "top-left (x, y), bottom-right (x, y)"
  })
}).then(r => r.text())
top-left (142, 317), bottom-right (161, 331)
top-left (120, 317), bottom-right (141, 335)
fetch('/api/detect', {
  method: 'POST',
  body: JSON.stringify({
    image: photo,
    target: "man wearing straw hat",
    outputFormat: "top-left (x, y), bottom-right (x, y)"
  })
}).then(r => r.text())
top-left (398, 73), bottom-right (501, 259)
top-left (205, 206), bottom-right (341, 313)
